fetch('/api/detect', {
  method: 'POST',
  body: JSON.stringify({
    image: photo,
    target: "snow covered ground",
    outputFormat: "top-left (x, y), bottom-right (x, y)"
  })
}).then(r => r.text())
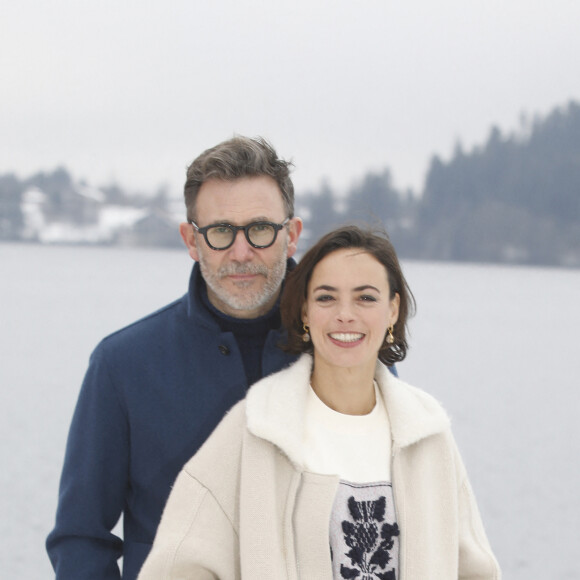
top-left (1, 244), bottom-right (579, 578)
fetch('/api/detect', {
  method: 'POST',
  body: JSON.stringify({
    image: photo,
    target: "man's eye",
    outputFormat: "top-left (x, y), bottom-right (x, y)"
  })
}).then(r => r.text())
top-left (251, 223), bottom-right (270, 232)
top-left (213, 226), bottom-right (231, 235)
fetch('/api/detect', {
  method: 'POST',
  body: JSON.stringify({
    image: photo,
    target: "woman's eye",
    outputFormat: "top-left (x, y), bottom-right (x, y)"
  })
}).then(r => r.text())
top-left (359, 294), bottom-right (377, 302)
top-left (315, 294), bottom-right (334, 302)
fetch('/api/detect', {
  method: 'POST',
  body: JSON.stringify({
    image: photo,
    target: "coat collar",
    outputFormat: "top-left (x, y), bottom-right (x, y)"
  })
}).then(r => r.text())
top-left (246, 354), bottom-right (450, 468)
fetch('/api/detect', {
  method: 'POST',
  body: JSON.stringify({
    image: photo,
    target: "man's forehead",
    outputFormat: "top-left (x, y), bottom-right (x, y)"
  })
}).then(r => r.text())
top-left (201, 213), bottom-right (278, 226)
top-left (195, 177), bottom-right (286, 224)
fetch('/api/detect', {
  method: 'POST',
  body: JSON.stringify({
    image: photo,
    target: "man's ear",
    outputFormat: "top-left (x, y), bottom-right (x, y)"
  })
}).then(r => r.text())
top-left (286, 217), bottom-right (303, 258)
top-left (179, 222), bottom-right (200, 262)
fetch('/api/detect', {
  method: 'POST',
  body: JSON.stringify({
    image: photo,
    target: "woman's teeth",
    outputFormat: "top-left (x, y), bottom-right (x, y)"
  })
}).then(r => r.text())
top-left (329, 333), bottom-right (364, 343)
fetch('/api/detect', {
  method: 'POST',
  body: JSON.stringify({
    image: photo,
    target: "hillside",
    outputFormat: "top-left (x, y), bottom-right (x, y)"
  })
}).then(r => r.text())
top-left (2, 100), bottom-right (579, 266)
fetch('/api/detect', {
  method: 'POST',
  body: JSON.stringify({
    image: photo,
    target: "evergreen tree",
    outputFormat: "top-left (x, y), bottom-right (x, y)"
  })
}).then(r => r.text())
top-left (0, 174), bottom-right (25, 239)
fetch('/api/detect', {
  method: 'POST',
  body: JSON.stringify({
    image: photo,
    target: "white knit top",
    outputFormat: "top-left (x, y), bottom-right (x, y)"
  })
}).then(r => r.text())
top-left (302, 381), bottom-right (392, 482)
top-left (302, 382), bottom-right (400, 579)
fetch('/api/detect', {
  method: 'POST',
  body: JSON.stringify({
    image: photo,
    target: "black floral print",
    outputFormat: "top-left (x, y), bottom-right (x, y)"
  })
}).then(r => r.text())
top-left (339, 496), bottom-right (399, 580)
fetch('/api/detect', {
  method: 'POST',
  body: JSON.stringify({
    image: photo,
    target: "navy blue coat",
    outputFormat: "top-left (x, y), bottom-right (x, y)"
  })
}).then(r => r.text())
top-left (46, 261), bottom-right (298, 579)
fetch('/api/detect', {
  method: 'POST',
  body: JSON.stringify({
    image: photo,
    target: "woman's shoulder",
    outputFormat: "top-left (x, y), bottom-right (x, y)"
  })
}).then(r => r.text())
top-left (183, 400), bottom-right (248, 480)
top-left (177, 401), bottom-right (248, 525)
top-left (377, 361), bottom-right (444, 403)
top-left (376, 362), bottom-right (452, 447)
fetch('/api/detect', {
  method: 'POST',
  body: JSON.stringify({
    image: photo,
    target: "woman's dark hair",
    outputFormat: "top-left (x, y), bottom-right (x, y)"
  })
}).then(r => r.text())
top-left (280, 225), bottom-right (416, 365)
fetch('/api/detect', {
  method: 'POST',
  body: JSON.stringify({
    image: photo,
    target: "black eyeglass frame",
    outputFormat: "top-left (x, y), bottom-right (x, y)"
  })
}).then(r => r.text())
top-left (189, 217), bottom-right (290, 250)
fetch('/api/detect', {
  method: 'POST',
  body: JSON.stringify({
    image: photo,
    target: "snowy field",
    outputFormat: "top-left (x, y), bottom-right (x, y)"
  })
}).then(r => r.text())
top-left (1, 243), bottom-right (579, 578)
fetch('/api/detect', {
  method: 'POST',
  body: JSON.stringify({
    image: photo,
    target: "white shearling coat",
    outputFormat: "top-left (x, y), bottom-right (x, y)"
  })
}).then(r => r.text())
top-left (139, 354), bottom-right (501, 579)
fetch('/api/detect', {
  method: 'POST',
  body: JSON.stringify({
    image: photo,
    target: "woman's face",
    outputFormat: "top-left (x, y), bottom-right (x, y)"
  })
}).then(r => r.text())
top-left (302, 248), bottom-right (400, 374)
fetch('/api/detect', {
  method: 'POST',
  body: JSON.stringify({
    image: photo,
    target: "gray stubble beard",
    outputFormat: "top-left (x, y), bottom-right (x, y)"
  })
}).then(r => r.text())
top-left (197, 239), bottom-right (288, 316)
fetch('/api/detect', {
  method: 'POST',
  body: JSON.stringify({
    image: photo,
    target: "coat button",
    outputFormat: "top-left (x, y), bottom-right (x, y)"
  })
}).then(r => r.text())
top-left (218, 345), bottom-right (230, 355)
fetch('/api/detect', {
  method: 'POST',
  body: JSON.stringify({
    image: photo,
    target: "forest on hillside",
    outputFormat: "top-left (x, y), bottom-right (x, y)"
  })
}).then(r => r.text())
top-left (1, 100), bottom-right (579, 267)
top-left (301, 100), bottom-right (580, 267)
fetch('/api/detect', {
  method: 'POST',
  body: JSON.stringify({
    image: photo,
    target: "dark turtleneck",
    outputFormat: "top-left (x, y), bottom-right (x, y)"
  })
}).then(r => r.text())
top-left (200, 284), bottom-right (282, 388)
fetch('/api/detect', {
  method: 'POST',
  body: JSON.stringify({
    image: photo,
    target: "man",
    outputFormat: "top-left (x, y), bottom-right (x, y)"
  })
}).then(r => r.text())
top-left (46, 136), bottom-right (304, 579)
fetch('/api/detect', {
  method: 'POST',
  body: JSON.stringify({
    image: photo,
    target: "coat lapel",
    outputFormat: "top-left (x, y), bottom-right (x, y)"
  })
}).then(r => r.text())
top-left (374, 361), bottom-right (451, 450)
top-left (246, 354), bottom-right (450, 465)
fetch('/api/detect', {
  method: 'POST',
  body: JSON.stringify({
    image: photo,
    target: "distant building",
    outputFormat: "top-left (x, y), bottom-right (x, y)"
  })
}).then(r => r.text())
top-left (21, 187), bottom-right (47, 241)
top-left (116, 209), bottom-right (181, 248)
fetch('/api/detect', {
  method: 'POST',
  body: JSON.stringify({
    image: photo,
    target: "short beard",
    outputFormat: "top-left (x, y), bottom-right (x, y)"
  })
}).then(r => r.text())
top-left (198, 242), bottom-right (288, 316)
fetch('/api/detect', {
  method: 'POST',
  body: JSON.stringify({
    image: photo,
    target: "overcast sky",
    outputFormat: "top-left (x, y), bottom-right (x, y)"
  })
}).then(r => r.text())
top-left (2, 0), bottom-right (579, 197)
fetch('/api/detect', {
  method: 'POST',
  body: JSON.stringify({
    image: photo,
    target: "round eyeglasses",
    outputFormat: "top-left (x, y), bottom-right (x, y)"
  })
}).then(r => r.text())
top-left (189, 218), bottom-right (290, 250)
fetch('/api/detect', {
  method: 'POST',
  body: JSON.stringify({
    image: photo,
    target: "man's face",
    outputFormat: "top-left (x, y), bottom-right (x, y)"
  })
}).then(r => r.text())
top-left (180, 175), bottom-right (302, 319)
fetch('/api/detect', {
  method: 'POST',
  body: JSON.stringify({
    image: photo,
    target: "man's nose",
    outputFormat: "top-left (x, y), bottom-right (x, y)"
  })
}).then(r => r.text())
top-left (227, 229), bottom-right (255, 261)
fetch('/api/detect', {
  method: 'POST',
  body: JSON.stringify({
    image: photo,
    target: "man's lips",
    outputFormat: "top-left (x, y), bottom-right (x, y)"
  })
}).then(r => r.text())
top-left (218, 264), bottom-right (268, 282)
top-left (228, 274), bottom-right (258, 280)
top-left (225, 273), bottom-right (262, 283)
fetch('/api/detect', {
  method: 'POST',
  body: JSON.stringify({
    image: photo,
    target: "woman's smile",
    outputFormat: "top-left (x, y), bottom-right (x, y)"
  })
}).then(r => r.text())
top-left (328, 332), bottom-right (365, 346)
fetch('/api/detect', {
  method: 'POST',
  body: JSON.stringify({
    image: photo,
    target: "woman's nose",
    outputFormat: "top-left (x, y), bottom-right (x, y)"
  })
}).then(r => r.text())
top-left (336, 302), bottom-right (355, 322)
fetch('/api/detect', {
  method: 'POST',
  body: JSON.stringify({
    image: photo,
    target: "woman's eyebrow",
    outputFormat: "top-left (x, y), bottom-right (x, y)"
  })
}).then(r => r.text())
top-left (312, 284), bottom-right (380, 292)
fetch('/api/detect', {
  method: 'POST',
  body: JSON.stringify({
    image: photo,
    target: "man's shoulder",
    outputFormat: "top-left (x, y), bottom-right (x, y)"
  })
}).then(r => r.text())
top-left (98, 294), bottom-right (188, 349)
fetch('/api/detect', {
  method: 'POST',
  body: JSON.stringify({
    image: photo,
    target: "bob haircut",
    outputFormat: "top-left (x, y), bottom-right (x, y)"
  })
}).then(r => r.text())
top-left (184, 135), bottom-right (295, 222)
top-left (281, 225), bottom-right (416, 366)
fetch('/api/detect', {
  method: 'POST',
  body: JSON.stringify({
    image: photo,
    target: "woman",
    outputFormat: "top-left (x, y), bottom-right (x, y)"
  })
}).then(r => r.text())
top-left (139, 226), bottom-right (500, 579)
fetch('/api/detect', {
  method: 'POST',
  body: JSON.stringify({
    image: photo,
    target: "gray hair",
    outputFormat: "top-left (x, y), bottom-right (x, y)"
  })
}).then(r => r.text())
top-left (184, 135), bottom-right (295, 221)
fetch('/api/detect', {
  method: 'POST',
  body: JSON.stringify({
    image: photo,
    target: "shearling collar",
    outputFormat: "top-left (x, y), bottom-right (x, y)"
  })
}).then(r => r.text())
top-left (245, 354), bottom-right (450, 468)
